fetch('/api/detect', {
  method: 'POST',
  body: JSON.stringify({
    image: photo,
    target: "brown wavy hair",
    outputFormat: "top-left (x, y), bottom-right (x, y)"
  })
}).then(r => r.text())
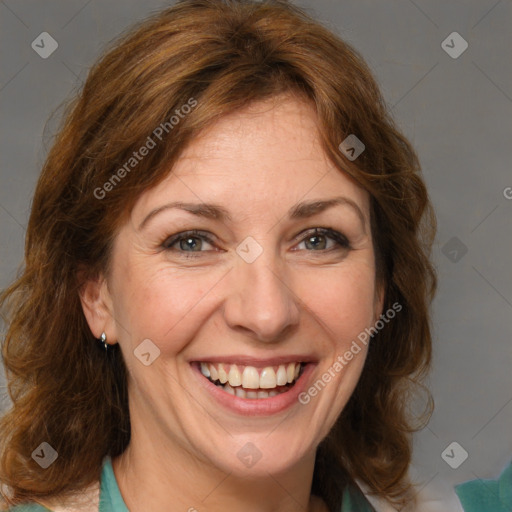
top-left (0, 0), bottom-right (436, 510)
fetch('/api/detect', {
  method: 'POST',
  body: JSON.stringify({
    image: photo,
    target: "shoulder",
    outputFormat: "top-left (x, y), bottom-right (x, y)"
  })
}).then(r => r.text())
top-left (5, 505), bottom-right (52, 512)
top-left (27, 480), bottom-right (100, 512)
top-left (3, 463), bottom-right (101, 512)
top-left (455, 460), bottom-right (512, 512)
top-left (343, 481), bottom-right (387, 512)
top-left (351, 479), bottom-right (406, 512)
top-left (4, 485), bottom-right (99, 512)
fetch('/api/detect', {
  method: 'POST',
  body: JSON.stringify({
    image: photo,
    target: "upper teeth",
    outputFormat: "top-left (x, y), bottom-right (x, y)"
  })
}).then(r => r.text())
top-left (200, 362), bottom-right (302, 389)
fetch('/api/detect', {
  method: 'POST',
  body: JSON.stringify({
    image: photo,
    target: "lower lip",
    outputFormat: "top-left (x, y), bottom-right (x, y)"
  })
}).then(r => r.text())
top-left (192, 363), bottom-right (316, 416)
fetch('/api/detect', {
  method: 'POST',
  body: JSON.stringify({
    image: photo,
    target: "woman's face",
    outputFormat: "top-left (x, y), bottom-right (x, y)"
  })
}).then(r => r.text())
top-left (85, 94), bottom-right (383, 478)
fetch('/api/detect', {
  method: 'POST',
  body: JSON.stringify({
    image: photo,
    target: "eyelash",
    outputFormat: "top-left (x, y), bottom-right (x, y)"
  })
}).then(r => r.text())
top-left (161, 228), bottom-right (350, 258)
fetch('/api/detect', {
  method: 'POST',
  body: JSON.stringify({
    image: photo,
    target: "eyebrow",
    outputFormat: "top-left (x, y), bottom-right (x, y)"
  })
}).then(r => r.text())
top-left (138, 196), bottom-right (366, 232)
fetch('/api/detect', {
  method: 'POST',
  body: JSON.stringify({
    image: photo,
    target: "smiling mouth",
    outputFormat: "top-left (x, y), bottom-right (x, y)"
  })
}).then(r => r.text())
top-left (198, 361), bottom-right (305, 399)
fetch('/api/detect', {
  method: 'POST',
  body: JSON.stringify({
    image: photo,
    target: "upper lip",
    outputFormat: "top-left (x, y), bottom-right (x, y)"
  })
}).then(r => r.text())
top-left (190, 354), bottom-right (318, 366)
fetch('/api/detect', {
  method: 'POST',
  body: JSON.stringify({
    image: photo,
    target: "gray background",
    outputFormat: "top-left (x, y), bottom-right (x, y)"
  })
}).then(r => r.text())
top-left (1, 1), bottom-right (511, 510)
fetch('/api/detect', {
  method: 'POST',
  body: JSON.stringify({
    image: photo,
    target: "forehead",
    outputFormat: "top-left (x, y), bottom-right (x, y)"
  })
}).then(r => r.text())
top-left (181, 95), bottom-right (322, 161)
top-left (132, 95), bottom-right (369, 222)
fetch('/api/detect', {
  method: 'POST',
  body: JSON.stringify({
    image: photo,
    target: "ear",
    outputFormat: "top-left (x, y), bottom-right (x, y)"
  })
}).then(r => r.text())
top-left (78, 269), bottom-right (117, 345)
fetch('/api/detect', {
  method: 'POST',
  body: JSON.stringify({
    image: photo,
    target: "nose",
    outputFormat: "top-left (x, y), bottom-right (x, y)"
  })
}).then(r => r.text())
top-left (222, 249), bottom-right (301, 343)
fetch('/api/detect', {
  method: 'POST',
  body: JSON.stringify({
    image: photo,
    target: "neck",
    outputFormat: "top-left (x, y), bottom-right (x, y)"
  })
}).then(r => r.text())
top-left (112, 420), bottom-right (327, 512)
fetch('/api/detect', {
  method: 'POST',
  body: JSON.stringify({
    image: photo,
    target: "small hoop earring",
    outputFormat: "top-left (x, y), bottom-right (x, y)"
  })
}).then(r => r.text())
top-left (99, 332), bottom-right (108, 351)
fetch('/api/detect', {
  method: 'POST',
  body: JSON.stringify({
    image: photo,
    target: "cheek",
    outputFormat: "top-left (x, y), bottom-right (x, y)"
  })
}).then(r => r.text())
top-left (296, 264), bottom-right (377, 342)
top-left (112, 261), bottom-right (220, 351)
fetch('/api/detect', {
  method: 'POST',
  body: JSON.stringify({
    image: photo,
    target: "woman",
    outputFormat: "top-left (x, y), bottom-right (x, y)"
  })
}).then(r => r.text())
top-left (0, 1), bottom-right (436, 511)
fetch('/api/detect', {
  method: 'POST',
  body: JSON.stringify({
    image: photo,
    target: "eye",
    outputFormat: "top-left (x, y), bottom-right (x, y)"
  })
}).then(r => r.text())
top-left (162, 230), bottom-right (216, 255)
top-left (294, 227), bottom-right (350, 252)
top-left (161, 227), bottom-right (350, 258)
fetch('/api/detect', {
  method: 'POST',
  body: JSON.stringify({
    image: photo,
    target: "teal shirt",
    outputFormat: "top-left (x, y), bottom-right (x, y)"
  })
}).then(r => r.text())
top-left (455, 460), bottom-right (512, 512)
top-left (7, 457), bottom-right (127, 512)
top-left (7, 456), bottom-right (376, 511)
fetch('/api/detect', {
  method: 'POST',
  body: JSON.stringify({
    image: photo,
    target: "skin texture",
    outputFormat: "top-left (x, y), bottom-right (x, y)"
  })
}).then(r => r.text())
top-left (80, 93), bottom-right (384, 512)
